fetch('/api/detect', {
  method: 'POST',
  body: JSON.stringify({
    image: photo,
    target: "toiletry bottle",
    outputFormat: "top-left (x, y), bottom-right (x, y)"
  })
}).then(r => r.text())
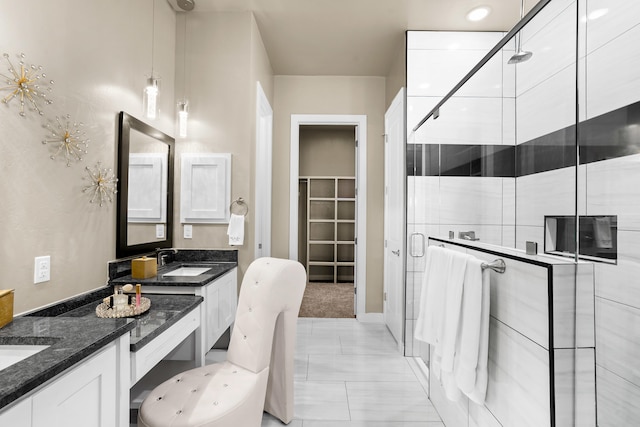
top-left (135, 284), bottom-right (141, 308)
top-left (113, 286), bottom-right (128, 308)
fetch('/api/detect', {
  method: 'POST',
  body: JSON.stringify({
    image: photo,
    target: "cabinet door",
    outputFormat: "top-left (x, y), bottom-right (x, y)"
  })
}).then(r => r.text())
top-left (32, 343), bottom-right (117, 427)
top-left (219, 268), bottom-right (238, 330)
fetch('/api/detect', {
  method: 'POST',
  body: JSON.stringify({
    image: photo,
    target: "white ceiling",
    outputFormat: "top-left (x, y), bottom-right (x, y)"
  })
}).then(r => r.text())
top-left (185, 0), bottom-right (537, 76)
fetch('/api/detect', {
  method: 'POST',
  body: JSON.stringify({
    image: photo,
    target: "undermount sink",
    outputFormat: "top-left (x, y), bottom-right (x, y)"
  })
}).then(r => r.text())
top-left (0, 345), bottom-right (50, 371)
top-left (163, 267), bottom-right (212, 277)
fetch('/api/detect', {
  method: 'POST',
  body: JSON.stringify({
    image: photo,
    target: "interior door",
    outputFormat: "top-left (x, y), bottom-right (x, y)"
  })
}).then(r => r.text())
top-left (384, 88), bottom-right (406, 350)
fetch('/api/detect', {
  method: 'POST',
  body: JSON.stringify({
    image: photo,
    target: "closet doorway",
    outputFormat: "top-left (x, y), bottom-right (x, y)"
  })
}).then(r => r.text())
top-left (299, 126), bottom-right (355, 317)
top-left (289, 115), bottom-right (367, 319)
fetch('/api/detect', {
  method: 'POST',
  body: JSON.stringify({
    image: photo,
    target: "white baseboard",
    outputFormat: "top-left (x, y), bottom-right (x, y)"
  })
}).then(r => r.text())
top-left (356, 312), bottom-right (384, 323)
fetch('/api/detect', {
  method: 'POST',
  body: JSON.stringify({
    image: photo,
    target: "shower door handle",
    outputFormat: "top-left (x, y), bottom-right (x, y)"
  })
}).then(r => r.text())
top-left (410, 233), bottom-right (425, 257)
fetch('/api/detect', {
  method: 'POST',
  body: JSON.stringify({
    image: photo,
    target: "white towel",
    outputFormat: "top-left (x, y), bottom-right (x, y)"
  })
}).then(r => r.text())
top-left (414, 246), bottom-right (468, 402)
top-left (454, 257), bottom-right (490, 404)
top-left (415, 246), bottom-right (448, 344)
top-left (227, 213), bottom-right (245, 246)
top-left (593, 217), bottom-right (613, 248)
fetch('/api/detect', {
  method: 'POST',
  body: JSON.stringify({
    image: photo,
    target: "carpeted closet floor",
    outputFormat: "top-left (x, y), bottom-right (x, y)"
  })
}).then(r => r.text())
top-left (298, 282), bottom-right (355, 318)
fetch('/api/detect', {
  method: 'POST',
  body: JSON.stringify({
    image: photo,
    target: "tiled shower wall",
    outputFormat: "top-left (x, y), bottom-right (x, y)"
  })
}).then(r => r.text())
top-left (406, 1), bottom-right (640, 425)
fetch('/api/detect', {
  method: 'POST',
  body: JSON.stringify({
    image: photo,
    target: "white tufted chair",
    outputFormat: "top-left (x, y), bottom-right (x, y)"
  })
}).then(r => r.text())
top-left (138, 257), bottom-right (307, 427)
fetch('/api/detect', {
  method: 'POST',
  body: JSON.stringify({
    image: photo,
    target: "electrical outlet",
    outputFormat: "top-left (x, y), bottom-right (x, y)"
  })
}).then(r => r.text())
top-left (34, 256), bottom-right (51, 284)
top-left (184, 224), bottom-right (193, 239)
top-left (156, 224), bottom-right (165, 239)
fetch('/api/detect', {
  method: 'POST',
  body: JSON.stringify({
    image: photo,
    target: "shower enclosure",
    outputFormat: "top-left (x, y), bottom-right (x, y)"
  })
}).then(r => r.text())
top-left (405, 0), bottom-right (640, 425)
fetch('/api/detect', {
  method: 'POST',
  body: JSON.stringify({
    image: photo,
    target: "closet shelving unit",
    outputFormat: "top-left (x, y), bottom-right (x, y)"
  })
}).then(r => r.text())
top-left (302, 176), bottom-right (356, 283)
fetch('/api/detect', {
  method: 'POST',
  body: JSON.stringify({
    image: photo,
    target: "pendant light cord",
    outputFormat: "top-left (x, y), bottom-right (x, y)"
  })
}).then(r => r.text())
top-left (151, 0), bottom-right (155, 77)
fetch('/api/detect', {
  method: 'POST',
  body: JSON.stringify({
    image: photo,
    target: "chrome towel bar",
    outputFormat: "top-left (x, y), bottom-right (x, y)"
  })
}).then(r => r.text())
top-left (433, 244), bottom-right (506, 273)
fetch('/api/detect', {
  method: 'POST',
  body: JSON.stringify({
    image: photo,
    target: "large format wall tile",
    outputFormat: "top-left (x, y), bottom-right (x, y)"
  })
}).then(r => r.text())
top-left (586, 23), bottom-right (640, 119)
top-left (407, 49), bottom-right (502, 98)
top-left (438, 177), bottom-right (503, 225)
top-left (585, 0), bottom-right (640, 55)
top-left (595, 298), bottom-right (640, 387)
top-left (484, 317), bottom-right (550, 427)
top-left (586, 154), bottom-right (640, 231)
top-left (517, 65), bottom-right (577, 144)
top-left (409, 176), bottom-right (441, 224)
top-left (594, 230), bottom-right (640, 309)
top-left (596, 366), bottom-right (640, 427)
top-left (516, 168), bottom-right (576, 227)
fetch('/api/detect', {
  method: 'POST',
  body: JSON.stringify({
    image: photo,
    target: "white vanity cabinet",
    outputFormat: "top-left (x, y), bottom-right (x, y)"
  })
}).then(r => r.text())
top-left (141, 267), bottom-right (238, 364)
top-left (0, 335), bottom-right (130, 427)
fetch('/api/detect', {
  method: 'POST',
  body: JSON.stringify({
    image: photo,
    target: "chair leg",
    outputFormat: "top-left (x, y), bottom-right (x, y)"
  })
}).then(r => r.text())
top-left (264, 310), bottom-right (297, 423)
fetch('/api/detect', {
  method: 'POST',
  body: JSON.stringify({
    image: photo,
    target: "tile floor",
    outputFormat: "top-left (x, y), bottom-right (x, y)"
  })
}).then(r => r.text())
top-left (255, 317), bottom-right (445, 427)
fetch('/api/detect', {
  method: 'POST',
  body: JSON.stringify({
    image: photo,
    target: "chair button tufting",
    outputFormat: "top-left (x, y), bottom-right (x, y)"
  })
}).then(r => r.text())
top-left (223, 384), bottom-right (228, 387)
top-left (192, 389), bottom-right (198, 393)
top-left (213, 401), bottom-right (219, 406)
top-left (248, 307), bottom-right (253, 312)
top-left (176, 410), bottom-right (182, 415)
top-left (232, 370), bottom-right (237, 374)
top-left (156, 396), bottom-right (163, 401)
top-left (243, 335), bottom-right (247, 340)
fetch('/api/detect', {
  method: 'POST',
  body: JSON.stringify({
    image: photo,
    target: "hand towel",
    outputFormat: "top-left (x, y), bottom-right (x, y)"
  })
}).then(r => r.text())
top-left (454, 257), bottom-right (490, 404)
top-left (227, 213), bottom-right (245, 246)
top-left (593, 216), bottom-right (613, 248)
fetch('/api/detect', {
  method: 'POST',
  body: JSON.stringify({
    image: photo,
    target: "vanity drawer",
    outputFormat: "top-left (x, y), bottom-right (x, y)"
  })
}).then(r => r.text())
top-left (130, 305), bottom-right (200, 386)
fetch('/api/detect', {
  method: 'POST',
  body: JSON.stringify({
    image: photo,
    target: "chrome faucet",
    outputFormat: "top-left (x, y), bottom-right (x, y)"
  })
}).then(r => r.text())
top-left (156, 248), bottom-right (177, 267)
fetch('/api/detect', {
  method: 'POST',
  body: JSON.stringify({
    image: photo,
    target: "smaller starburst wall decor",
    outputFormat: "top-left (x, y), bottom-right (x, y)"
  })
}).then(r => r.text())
top-left (42, 115), bottom-right (89, 166)
top-left (0, 52), bottom-right (54, 117)
top-left (83, 162), bottom-right (118, 207)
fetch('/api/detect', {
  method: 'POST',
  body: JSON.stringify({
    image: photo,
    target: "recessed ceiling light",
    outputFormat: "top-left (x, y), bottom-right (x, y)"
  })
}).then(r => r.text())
top-left (466, 6), bottom-right (492, 22)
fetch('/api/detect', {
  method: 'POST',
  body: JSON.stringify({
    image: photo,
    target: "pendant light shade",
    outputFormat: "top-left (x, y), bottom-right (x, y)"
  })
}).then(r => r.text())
top-left (144, 77), bottom-right (159, 119)
top-left (178, 100), bottom-right (188, 137)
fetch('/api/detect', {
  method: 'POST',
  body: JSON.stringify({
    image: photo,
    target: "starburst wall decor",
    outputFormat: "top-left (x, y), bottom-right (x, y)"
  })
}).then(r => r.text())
top-left (0, 52), bottom-right (54, 117)
top-left (83, 162), bottom-right (118, 207)
top-left (42, 115), bottom-right (89, 166)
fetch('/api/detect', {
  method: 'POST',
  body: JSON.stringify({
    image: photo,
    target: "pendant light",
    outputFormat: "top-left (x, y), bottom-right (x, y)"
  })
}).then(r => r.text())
top-left (177, 13), bottom-right (190, 137)
top-left (143, 0), bottom-right (160, 119)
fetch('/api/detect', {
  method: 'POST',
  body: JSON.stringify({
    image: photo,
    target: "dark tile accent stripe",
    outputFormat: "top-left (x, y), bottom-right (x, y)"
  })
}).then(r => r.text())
top-left (407, 144), bottom-right (514, 177)
top-left (579, 102), bottom-right (640, 164)
top-left (516, 126), bottom-right (576, 176)
top-left (407, 100), bottom-right (640, 177)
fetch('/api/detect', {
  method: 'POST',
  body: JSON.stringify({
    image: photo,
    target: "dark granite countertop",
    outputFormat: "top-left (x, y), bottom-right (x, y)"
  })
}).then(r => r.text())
top-left (109, 261), bottom-right (236, 287)
top-left (26, 291), bottom-right (204, 352)
top-left (0, 291), bottom-right (204, 412)
top-left (0, 315), bottom-right (134, 411)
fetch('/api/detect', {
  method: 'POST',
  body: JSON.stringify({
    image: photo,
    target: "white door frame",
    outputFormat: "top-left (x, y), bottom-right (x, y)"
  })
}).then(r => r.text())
top-left (255, 82), bottom-right (273, 258)
top-left (289, 114), bottom-right (367, 319)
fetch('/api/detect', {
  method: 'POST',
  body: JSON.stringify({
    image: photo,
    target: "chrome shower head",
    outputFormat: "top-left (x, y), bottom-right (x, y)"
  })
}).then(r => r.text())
top-left (508, 0), bottom-right (533, 64)
top-left (508, 49), bottom-right (533, 64)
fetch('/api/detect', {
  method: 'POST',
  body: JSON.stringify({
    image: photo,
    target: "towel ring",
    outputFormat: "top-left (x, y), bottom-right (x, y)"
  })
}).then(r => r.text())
top-left (230, 197), bottom-right (249, 216)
